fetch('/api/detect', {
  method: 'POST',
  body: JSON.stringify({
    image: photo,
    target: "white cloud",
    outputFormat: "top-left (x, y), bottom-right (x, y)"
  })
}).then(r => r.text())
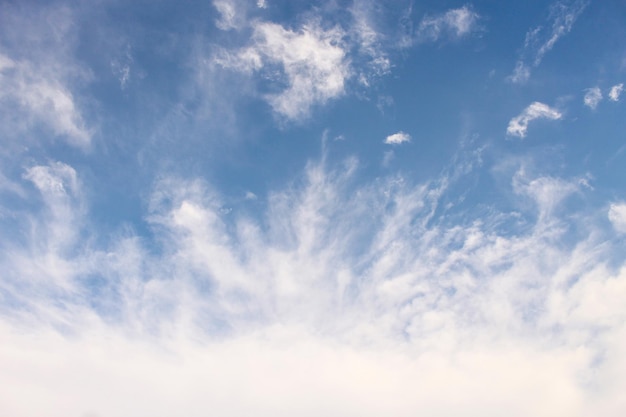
top-left (216, 21), bottom-right (349, 121)
top-left (384, 131), bottom-right (411, 145)
top-left (0, 53), bottom-right (92, 147)
top-left (583, 87), bottom-right (602, 109)
top-left (608, 83), bottom-right (624, 102)
top-left (349, 1), bottom-right (392, 83)
top-left (509, 61), bottom-right (531, 84)
top-left (2, 150), bottom-right (626, 415)
top-left (507, 102), bottom-right (562, 138)
top-left (0, 6), bottom-right (92, 147)
top-left (213, 0), bottom-right (246, 30)
top-left (608, 203), bottom-right (626, 233)
top-left (417, 6), bottom-right (480, 42)
top-left (509, 0), bottom-right (588, 83)
top-left (512, 168), bottom-right (580, 222)
top-left (2, 152), bottom-right (626, 415)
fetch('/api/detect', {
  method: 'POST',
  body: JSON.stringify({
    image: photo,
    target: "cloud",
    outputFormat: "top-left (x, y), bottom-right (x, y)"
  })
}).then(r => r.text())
top-left (608, 83), bottom-right (624, 102)
top-left (0, 53), bottom-right (92, 147)
top-left (507, 102), bottom-right (562, 138)
top-left (2, 150), bottom-right (626, 415)
top-left (213, 0), bottom-right (249, 31)
top-left (583, 87), bottom-right (602, 109)
top-left (348, 0), bottom-right (392, 83)
top-left (0, 5), bottom-right (92, 147)
top-left (608, 203), bottom-right (626, 233)
top-left (509, 0), bottom-right (588, 83)
top-left (216, 21), bottom-right (349, 121)
top-left (384, 131), bottom-right (411, 145)
top-left (2, 146), bottom-right (626, 415)
top-left (211, 2), bottom-right (481, 120)
top-left (416, 6), bottom-right (480, 42)
top-left (110, 44), bottom-right (133, 90)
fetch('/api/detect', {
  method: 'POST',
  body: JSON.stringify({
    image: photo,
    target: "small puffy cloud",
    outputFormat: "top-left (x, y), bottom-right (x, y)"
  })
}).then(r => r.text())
top-left (583, 87), bottom-right (602, 109)
top-left (384, 131), bottom-right (411, 145)
top-left (608, 203), bottom-right (626, 233)
top-left (507, 102), bottom-right (562, 138)
top-left (417, 6), bottom-right (480, 42)
top-left (608, 83), bottom-right (624, 102)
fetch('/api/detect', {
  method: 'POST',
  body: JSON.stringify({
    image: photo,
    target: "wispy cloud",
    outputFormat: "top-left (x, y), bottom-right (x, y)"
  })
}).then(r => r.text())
top-left (416, 5), bottom-right (480, 43)
top-left (2, 149), bottom-right (626, 415)
top-left (509, 0), bottom-right (588, 83)
top-left (110, 45), bottom-right (133, 90)
top-left (583, 87), bottom-right (602, 109)
top-left (384, 131), bottom-right (411, 145)
top-left (0, 5), bottom-right (92, 147)
top-left (507, 102), bottom-right (562, 138)
top-left (608, 83), bottom-right (624, 102)
top-left (348, 0), bottom-right (393, 84)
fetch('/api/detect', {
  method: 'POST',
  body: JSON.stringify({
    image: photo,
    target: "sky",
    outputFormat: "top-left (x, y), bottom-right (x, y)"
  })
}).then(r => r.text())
top-left (1, 0), bottom-right (626, 415)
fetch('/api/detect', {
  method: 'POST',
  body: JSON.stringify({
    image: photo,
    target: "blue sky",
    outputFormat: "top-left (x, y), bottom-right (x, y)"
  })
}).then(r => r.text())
top-left (1, 0), bottom-right (626, 415)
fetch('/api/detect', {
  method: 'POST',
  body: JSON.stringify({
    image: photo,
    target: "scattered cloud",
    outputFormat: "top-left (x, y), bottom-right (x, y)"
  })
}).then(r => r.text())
top-left (384, 131), bottom-right (411, 145)
top-left (2, 2), bottom-right (626, 416)
top-left (416, 6), bottom-right (480, 42)
top-left (507, 102), bottom-right (562, 138)
top-left (509, 0), bottom-right (589, 83)
top-left (608, 83), bottom-right (624, 102)
top-left (608, 203), bottom-right (626, 233)
top-left (583, 87), bottom-right (602, 109)
top-left (211, 2), bottom-right (480, 120)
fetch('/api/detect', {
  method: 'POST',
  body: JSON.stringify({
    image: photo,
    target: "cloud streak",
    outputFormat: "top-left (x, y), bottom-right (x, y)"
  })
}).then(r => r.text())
top-left (509, 0), bottom-right (588, 83)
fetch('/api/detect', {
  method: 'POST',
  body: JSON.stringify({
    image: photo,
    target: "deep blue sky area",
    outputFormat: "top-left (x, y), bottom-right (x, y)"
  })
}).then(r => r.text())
top-left (1, 1), bottom-right (626, 416)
